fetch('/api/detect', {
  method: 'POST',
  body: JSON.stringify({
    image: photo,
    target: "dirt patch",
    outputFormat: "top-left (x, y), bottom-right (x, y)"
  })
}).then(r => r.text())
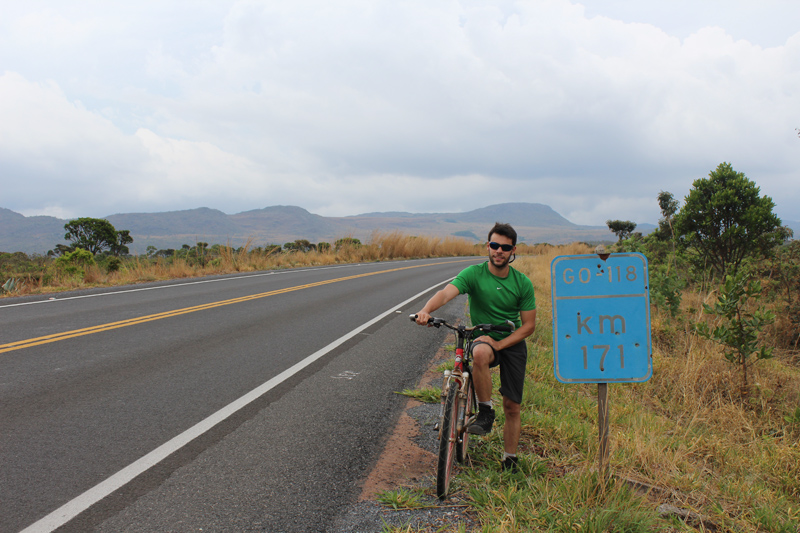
top-left (358, 344), bottom-right (448, 500)
top-left (358, 399), bottom-right (436, 500)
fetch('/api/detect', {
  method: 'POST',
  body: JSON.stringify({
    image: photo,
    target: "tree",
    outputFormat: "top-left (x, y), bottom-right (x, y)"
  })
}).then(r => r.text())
top-left (606, 220), bottom-right (637, 242)
top-left (674, 162), bottom-right (783, 277)
top-left (657, 191), bottom-right (679, 241)
top-left (49, 243), bottom-right (74, 257)
top-left (287, 239), bottom-right (314, 252)
top-left (62, 218), bottom-right (133, 256)
top-left (109, 230), bottom-right (133, 257)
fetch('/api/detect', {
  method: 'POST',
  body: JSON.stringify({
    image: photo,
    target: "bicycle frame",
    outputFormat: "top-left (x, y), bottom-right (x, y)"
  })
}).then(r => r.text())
top-left (437, 325), bottom-right (476, 439)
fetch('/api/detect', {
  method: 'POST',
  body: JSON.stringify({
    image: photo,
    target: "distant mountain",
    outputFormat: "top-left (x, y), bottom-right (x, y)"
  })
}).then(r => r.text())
top-left (350, 203), bottom-right (573, 227)
top-left (0, 208), bottom-right (65, 254)
top-left (1, 203), bottom-right (624, 255)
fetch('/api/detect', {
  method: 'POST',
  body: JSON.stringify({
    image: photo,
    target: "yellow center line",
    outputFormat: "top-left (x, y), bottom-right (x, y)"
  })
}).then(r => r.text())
top-left (1, 259), bottom-right (474, 354)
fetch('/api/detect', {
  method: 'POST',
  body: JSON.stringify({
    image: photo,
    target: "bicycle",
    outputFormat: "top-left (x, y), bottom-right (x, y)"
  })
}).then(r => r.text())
top-left (410, 314), bottom-right (514, 499)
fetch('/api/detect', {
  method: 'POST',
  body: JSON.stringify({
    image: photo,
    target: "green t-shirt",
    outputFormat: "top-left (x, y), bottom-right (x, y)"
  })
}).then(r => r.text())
top-left (450, 262), bottom-right (537, 340)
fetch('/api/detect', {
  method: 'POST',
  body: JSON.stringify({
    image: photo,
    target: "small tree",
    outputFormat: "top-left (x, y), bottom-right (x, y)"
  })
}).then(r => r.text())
top-left (674, 163), bottom-right (783, 277)
top-left (193, 242), bottom-right (208, 266)
top-left (290, 239), bottom-right (314, 252)
top-left (657, 191), bottom-right (679, 242)
top-left (335, 237), bottom-right (362, 251)
top-left (694, 271), bottom-right (775, 397)
top-left (109, 230), bottom-right (133, 257)
top-left (606, 220), bottom-right (637, 243)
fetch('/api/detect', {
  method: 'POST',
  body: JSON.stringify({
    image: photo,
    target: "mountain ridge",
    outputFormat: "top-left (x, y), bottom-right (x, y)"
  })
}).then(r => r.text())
top-left (1, 203), bottom-right (661, 255)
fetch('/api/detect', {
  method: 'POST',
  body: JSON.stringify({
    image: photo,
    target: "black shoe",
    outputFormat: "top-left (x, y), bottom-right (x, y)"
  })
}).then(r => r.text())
top-left (502, 456), bottom-right (520, 473)
top-left (467, 405), bottom-right (495, 435)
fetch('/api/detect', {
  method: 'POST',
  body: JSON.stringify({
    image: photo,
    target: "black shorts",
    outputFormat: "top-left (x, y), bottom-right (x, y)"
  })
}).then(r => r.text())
top-left (470, 339), bottom-right (528, 404)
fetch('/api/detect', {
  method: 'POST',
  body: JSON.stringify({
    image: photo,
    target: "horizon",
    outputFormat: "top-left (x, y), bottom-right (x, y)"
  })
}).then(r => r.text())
top-left (6, 202), bottom-right (800, 230)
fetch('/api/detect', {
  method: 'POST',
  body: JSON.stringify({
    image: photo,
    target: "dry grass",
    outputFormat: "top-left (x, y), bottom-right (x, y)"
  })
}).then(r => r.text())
top-left (5, 233), bottom-right (488, 296)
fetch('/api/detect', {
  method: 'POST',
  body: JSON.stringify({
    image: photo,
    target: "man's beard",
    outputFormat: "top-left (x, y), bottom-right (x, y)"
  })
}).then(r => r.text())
top-left (489, 253), bottom-right (510, 268)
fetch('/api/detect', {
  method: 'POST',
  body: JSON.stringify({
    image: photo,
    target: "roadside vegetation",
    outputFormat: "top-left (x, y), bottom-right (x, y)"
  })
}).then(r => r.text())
top-left (384, 164), bottom-right (800, 532)
top-left (0, 232), bottom-right (542, 297)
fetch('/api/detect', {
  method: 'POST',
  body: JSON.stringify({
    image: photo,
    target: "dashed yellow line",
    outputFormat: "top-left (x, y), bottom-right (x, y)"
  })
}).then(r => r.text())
top-left (1, 260), bottom-right (473, 354)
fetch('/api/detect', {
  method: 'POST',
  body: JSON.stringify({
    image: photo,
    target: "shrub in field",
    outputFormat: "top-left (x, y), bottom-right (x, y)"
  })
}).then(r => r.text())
top-left (693, 270), bottom-right (775, 396)
top-left (55, 248), bottom-right (96, 277)
top-left (101, 256), bottom-right (122, 273)
top-left (649, 263), bottom-right (685, 318)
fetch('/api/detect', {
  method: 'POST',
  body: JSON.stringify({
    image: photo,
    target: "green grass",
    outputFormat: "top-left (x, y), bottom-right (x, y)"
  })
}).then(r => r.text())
top-left (397, 387), bottom-right (441, 404)
top-left (435, 360), bottom-right (455, 373)
top-left (376, 487), bottom-right (431, 510)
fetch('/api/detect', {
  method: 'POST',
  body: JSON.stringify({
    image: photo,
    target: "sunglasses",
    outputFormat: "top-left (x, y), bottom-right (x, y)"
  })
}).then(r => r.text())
top-left (488, 241), bottom-right (514, 252)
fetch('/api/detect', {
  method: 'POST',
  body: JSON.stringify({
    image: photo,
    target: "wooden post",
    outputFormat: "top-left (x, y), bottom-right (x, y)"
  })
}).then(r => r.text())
top-left (598, 383), bottom-right (610, 480)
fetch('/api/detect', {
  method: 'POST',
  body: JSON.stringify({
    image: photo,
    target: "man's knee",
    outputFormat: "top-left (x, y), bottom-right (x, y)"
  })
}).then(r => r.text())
top-left (472, 343), bottom-right (494, 367)
top-left (503, 397), bottom-right (521, 417)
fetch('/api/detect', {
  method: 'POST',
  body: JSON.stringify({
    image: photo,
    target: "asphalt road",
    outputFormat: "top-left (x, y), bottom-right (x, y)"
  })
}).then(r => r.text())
top-left (0, 258), bottom-right (480, 532)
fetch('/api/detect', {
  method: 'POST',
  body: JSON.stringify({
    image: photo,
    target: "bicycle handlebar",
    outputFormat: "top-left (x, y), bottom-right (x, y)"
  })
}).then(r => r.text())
top-left (409, 314), bottom-right (515, 334)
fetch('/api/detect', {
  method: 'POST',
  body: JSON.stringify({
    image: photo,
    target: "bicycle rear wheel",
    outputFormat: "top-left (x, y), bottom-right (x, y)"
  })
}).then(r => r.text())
top-left (436, 380), bottom-right (459, 499)
top-left (456, 377), bottom-right (475, 463)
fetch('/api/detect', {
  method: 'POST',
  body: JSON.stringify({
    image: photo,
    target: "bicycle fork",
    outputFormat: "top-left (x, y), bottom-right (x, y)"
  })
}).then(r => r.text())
top-left (436, 371), bottom-right (471, 440)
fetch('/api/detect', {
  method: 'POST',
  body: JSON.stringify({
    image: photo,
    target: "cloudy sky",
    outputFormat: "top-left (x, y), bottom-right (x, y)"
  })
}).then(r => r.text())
top-left (1, 0), bottom-right (798, 226)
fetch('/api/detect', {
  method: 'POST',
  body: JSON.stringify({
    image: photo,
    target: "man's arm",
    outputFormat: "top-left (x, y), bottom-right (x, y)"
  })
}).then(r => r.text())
top-left (480, 308), bottom-right (536, 351)
top-left (414, 284), bottom-right (460, 325)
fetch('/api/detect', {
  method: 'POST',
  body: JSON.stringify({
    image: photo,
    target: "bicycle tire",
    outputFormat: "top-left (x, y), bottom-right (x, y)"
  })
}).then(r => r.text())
top-left (436, 380), bottom-right (459, 499)
top-left (456, 376), bottom-right (475, 463)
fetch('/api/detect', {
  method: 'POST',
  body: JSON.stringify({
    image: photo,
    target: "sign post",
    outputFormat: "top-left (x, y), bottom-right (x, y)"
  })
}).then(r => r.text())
top-left (551, 250), bottom-right (652, 478)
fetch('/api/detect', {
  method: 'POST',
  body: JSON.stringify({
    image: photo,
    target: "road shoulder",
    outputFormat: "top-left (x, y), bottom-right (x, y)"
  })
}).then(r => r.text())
top-left (330, 328), bottom-right (479, 532)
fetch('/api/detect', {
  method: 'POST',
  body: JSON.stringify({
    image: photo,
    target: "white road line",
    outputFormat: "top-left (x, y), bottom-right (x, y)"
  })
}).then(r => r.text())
top-left (20, 277), bottom-right (453, 533)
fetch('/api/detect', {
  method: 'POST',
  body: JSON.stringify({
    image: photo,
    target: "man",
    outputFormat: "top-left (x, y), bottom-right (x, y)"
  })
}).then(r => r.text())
top-left (414, 222), bottom-right (536, 472)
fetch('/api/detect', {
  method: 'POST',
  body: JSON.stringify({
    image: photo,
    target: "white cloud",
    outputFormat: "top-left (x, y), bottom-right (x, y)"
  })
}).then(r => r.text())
top-left (1, 0), bottom-right (799, 226)
top-left (0, 72), bottom-right (145, 191)
top-left (0, 72), bottom-right (275, 218)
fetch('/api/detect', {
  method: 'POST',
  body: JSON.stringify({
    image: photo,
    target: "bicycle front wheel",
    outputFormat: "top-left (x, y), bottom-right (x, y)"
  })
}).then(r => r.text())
top-left (436, 380), bottom-right (459, 499)
top-left (456, 377), bottom-right (475, 463)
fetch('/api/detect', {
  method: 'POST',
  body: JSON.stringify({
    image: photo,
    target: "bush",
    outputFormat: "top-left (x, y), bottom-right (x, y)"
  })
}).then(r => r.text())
top-left (55, 248), bottom-right (96, 276)
top-left (103, 256), bottom-right (122, 273)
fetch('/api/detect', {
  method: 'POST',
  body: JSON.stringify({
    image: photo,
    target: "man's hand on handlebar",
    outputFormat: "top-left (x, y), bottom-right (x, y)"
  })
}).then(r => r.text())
top-left (412, 312), bottom-right (432, 326)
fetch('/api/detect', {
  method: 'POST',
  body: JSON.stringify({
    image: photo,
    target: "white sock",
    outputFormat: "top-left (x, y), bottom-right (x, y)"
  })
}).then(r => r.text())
top-left (503, 452), bottom-right (517, 461)
top-left (479, 401), bottom-right (493, 409)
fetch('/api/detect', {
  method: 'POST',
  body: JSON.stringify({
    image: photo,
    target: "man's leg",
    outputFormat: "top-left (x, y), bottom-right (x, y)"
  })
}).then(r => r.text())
top-left (502, 396), bottom-right (522, 454)
top-left (471, 342), bottom-right (495, 402)
top-left (467, 342), bottom-right (496, 435)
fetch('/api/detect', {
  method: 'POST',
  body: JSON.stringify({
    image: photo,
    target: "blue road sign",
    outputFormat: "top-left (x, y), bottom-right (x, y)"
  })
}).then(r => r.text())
top-left (551, 253), bottom-right (652, 383)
